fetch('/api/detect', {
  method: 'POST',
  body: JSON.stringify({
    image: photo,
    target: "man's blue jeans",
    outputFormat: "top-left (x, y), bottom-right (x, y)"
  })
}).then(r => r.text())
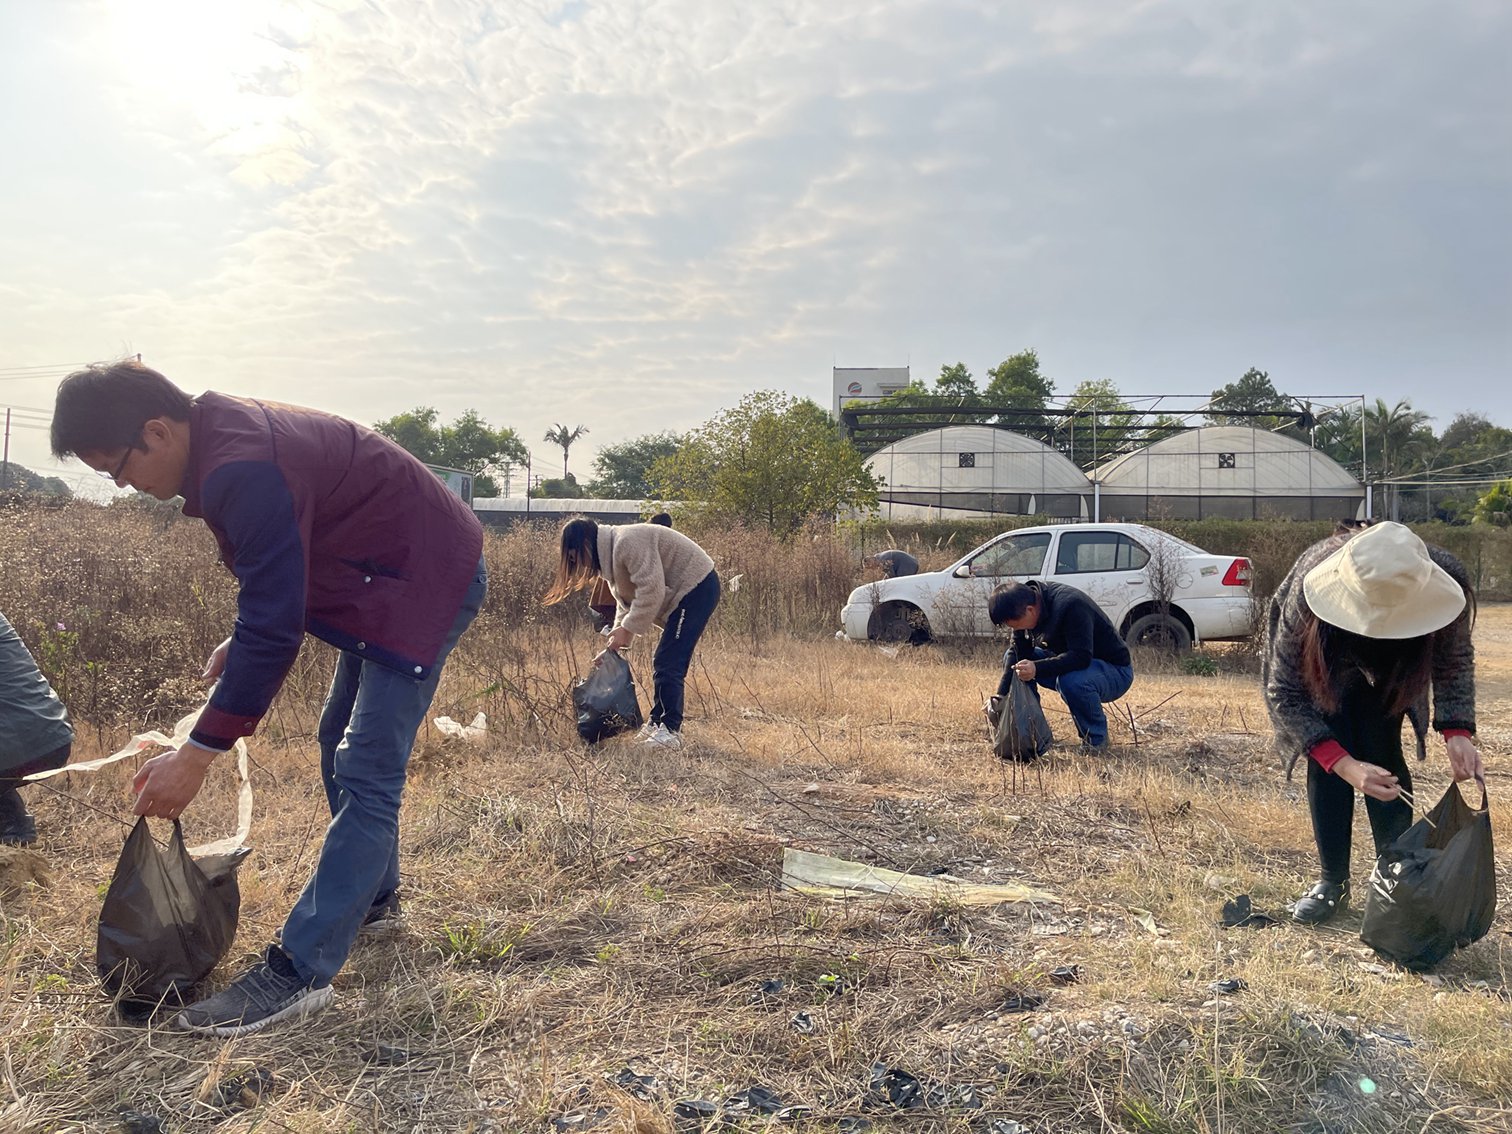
top-left (281, 558), bottom-right (487, 986)
top-left (1024, 647), bottom-right (1134, 747)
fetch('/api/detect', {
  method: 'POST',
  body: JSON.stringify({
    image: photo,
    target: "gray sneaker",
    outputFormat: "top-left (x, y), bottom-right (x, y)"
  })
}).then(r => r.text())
top-left (359, 892), bottom-right (404, 938)
top-left (174, 945), bottom-right (332, 1037)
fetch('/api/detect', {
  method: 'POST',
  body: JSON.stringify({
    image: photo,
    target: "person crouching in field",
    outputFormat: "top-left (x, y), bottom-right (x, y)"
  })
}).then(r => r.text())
top-left (545, 518), bottom-right (719, 751)
top-left (52, 359), bottom-right (487, 1036)
top-left (1, 609), bottom-right (74, 845)
top-left (1263, 520), bottom-right (1482, 925)
top-left (987, 579), bottom-right (1134, 754)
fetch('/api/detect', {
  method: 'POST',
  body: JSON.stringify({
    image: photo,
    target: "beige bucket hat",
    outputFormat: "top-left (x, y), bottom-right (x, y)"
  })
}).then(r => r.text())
top-left (1302, 521), bottom-right (1466, 639)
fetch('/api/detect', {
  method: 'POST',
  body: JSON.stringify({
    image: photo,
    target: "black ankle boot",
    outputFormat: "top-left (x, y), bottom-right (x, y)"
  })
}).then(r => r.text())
top-left (1292, 879), bottom-right (1350, 925)
top-left (0, 786), bottom-right (37, 846)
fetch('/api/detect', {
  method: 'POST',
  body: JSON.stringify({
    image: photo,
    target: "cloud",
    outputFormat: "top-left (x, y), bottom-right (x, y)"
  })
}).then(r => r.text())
top-left (0, 0), bottom-right (1507, 483)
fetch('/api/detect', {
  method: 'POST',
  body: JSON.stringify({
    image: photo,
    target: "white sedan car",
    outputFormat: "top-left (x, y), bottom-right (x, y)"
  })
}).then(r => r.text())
top-left (839, 523), bottom-right (1253, 649)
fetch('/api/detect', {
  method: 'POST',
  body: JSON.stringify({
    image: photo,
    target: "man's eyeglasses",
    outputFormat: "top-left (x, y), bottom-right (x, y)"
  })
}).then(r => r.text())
top-left (99, 446), bottom-right (135, 483)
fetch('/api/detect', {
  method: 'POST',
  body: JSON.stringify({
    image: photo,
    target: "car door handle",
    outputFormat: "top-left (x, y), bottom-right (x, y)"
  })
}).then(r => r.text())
top-left (1126, 577), bottom-right (1145, 584)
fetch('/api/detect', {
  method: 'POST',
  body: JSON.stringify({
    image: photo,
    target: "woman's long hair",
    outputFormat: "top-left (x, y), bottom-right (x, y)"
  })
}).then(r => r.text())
top-left (1300, 527), bottom-right (1475, 714)
top-left (543, 517), bottom-right (601, 606)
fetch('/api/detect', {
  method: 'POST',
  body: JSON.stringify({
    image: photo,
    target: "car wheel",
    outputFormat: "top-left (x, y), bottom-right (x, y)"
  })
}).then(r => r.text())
top-left (1126, 612), bottom-right (1192, 653)
top-left (870, 603), bottom-right (931, 645)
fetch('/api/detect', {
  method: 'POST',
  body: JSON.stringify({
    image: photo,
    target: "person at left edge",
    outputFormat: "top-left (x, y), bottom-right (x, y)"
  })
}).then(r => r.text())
top-left (51, 359), bottom-right (487, 1038)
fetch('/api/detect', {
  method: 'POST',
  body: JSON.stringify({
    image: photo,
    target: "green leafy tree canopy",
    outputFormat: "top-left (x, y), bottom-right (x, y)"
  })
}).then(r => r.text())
top-left (373, 406), bottom-right (527, 497)
top-left (1206, 368), bottom-right (1302, 434)
top-left (586, 432), bottom-right (682, 499)
top-left (650, 390), bottom-right (879, 534)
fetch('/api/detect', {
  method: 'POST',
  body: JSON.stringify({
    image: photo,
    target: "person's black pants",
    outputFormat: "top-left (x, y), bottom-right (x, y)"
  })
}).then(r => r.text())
top-left (651, 571), bottom-right (720, 732)
top-left (0, 740), bottom-right (73, 791)
top-left (1306, 685), bottom-right (1414, 884)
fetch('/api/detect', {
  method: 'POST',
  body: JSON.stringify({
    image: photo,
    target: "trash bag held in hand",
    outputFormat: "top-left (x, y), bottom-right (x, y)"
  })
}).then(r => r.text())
top-left (572, 649), bottom-right (644, 742)
top-left (1360, 778), bottom-right (1496, 971)
top-left (97, 817), bottom-right (250, 1012)
top-left (993, 677), bottom-right (1053, 762)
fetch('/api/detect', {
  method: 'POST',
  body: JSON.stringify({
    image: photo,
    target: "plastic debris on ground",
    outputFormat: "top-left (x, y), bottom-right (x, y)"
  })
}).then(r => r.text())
top-left (1220, 893), bottom-right (1279, 928)
top-left (999, 991), bottom-right (1047, 1013)
top-left (433, 711), bottom-right (488, 742)
top-left (1208, 977), bottom-right (1248, 995)
top-left (781, 847), bottom-right (1057, 907)
top-left (551, 1108), bottom-right (610, 1131)
top-left (610, 1067), bottom-right (661, 1102)
top-left (1048, 964), bottom-right (1081, 984)
top-left (791, 1011), bottom-right (816, 1033)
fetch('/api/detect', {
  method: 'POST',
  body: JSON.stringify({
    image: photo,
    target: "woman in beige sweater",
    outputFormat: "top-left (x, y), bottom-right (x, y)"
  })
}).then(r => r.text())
top-left (545, 518), bottom-right (720, 749)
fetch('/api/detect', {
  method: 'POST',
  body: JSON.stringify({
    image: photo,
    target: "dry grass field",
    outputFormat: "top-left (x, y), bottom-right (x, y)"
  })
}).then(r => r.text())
top-left (2, 504), bottom-right (1511, 1133)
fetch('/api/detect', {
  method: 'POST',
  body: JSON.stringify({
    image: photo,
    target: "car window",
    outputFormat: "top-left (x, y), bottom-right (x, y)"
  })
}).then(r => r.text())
top-left (1054, 532), bottom-right (1150, 574)
top-left (967, 532), bottom-right (1052, 577)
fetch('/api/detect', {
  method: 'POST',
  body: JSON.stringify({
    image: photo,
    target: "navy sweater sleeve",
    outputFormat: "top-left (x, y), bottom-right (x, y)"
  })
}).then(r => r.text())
top-left (1033, 604), bottom-right (1094, 680)
top-left (191, 462), bottom-right (308, 750)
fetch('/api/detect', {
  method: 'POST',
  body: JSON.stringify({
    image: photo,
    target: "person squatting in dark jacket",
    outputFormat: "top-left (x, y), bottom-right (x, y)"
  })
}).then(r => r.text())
top-left (52, 359), bottom-right (487, 1037)
top-left (987, 579), bottom-right (1134, 753)
top-left (1263, 520), bottom-right (1482, 925)
top-left (0, 609), bottom-right (74, 845)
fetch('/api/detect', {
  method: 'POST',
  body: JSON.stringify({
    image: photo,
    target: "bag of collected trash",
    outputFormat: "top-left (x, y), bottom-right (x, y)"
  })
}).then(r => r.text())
top-left (1360, 778), bottom-right (1496, 971)
top-left (992, 677), bottom-right (1053, 762)
top-left (572, 649), bottom-right (644, 743)
top-left (97, 818), bottom-right (250, 1012)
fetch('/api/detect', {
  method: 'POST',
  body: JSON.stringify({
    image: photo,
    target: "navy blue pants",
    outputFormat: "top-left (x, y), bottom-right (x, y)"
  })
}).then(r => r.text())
top-left (650, 571), bottom-right (720, 732)
top-left (1020, 647), bottom-right (1133, 747)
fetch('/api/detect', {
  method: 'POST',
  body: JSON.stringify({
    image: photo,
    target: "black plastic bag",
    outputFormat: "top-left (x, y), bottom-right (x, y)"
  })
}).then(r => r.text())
top-left (572, 649), bottom-right (644, 743)
top-left (992, 678), bottom-right (1053, 762)
top-left (1360, 779), bottom-right (1496, 971)
top-left (97, 818), bottom-right (249, 1012)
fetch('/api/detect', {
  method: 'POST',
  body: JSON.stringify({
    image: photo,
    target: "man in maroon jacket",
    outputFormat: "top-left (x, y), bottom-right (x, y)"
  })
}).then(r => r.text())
top-left (52, 359), bottom-right (487, 1036)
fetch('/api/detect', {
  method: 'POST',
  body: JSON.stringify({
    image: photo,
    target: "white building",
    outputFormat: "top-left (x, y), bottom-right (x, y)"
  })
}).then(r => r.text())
top-left (833, 366), bottom-right (911, 421)
top-left (864, 425), bottom-right (1091, 521)
top-left (1092, 425), bottom-right (1365, 522)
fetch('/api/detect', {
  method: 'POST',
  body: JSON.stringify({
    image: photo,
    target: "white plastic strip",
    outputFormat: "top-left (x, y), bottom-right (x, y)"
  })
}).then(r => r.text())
top-left (22, 705), bottom-right (252, 855)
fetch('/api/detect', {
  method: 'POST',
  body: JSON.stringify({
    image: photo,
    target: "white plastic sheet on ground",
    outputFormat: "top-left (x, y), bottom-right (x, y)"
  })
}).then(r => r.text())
top-left (434, 711), bottom-right (488, 743)
top-left (780, 847), bottom-right (1058, 907)
top-left (23, 705), bottom-right (252, 856)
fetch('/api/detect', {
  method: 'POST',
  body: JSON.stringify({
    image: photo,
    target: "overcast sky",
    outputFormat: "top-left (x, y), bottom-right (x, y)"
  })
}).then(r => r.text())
top-left (2, 0), bottom-right (1508, 497)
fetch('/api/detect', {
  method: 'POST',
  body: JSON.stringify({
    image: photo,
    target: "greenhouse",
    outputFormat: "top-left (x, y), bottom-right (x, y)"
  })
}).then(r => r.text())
top-left (864, 426), bottom-right (1092, 521)
top-left (1092, 426), bottom-right (1364, 522)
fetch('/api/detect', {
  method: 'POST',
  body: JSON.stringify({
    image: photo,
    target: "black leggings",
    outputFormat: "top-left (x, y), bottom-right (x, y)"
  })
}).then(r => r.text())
top-left (651, 571), bottom-right (720, 732)
top-left (1306, 685), bottom-right (1414, 884)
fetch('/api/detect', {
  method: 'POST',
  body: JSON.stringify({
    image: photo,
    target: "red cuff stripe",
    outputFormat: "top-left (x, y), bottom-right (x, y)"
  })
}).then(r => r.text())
top-left (1309, 740), bottom-right (1349, 773)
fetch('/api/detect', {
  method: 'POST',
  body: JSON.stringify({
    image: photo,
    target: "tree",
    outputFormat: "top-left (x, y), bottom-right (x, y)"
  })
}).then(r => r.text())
top-left (532, 474), bottom-right (587, 499)
top-left (1365, 398), bottom-right (1433, 481)
top-left (0, 463), bottom-right (71, 497)
top-left (373, 406), bottom-right (527, 497)
top-left (984, 349), bottom-right (1055, 438)
top-left (586, 432), bottom-right (682, 499)
top-left (1061, 379), bottom-right (1141, 469)
top-left (1429, 413), bottom-right (1512, 523)
top-left (543, 423), bottom-right (590, 479)
top-left (1206, 368), bottom-right (1300, 434)
top-left (934, 362), bottom-right (977, 399)
top-left (850, 366), bottom-right (987, 438)
top-left (1473, 480), bottom-right (1512, 526)
top-left (650, 391), bottom-right (879, 534)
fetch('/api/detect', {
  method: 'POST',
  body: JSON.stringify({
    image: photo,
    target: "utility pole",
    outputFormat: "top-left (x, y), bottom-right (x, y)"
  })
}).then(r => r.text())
top-left (2, 407), bottom-right (10, 490)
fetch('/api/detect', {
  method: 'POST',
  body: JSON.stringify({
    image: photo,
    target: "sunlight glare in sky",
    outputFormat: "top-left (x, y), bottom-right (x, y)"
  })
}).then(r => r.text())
top-left (99, 0), bottom-right (310, 168)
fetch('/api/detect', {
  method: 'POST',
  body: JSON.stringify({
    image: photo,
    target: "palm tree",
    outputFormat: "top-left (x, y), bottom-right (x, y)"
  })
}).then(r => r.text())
top-left (544, 423), bottom-right (590, 479)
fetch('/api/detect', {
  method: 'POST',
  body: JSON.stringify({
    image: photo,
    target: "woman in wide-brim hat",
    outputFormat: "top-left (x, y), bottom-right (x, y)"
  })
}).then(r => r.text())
top-left (1263, 520), bottom-right (1483, 925)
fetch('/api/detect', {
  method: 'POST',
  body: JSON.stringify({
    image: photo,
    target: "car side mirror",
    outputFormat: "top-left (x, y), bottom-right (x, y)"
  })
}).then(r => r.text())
top-left (953, 565), bottom-right (972, 579)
